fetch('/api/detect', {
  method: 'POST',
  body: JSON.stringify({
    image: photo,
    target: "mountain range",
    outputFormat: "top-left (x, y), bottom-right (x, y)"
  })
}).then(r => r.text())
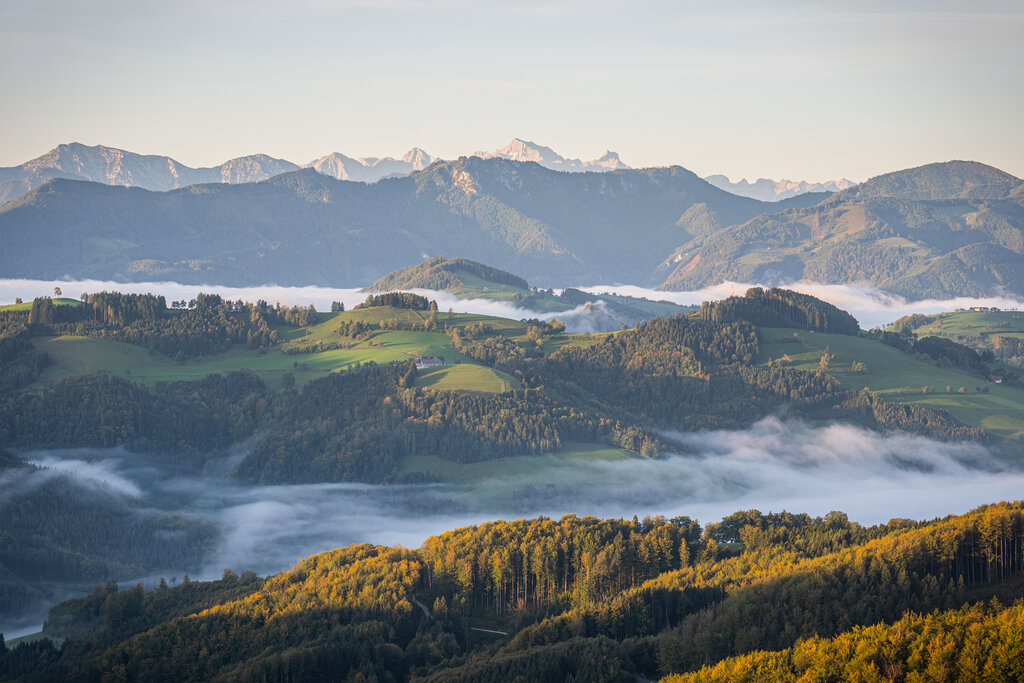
top-left (1, 149), bottom-right (1021, 298)
top-left (703, 175), bottom-right (856, 201)
top-left (0, 140), bottom-right (849, 205)
top-left (0, 156), bottom-right (833, 289)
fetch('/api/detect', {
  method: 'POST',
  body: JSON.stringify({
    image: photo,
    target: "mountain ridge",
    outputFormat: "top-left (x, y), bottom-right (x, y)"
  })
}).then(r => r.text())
top-left (0, 157), bottom-right (802, 288)
top-left (658, 161), bottom-right (1024, 298)
top-left (2, 140), bottom-right (852, 205)
top-left (2, 156), bottom-right (1021, 299)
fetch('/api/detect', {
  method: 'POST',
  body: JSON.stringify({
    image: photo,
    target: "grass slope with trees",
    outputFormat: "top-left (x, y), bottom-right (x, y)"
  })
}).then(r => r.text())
top-left (890, 308), bottom-right (1024, 370)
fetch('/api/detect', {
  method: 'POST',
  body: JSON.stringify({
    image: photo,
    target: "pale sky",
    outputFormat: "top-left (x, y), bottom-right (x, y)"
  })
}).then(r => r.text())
top-left (1, 0), bottom-right (1021, 182)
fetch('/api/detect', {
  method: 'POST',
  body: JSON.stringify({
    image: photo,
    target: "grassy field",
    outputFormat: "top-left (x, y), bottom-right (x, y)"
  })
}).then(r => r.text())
top-left (416, 363), bottom-right (519, 394)
top-left (398, 441), bottom-right (636, 486)
top-left (759, 327), bottom-right (1024, 441)
top-left (0, 297), bottom-right (82, 312)
top-left (29, 307), bottom-right (532, 393)
top-left (908, 310), bottom-right (1024, 342)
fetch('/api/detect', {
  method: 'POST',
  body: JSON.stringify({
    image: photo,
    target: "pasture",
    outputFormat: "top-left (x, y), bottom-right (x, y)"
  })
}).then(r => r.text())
top-left (759, 327), bottom-right (1024, 441)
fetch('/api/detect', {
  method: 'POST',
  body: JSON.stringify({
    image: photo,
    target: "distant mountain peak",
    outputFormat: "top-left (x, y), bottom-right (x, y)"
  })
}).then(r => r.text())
top-left (703, 174), bottom-right (855, 202)
top-left (305, 148), bottom-right (442, 182)
top-left (401, 147), bottom-right (438, 168)
top-left (473, 138), bottom-right (629, 173)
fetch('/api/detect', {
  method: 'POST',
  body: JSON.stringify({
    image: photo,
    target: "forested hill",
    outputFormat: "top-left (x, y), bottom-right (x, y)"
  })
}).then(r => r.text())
top-left (842, 160), bottom-right (1022, 201)
top-left (657, 161), bottom-right (1024, 298)
top-left (363, 256), bottom-right (530, 293)
top-left (7, 501), bottom-right (1024, 682)
top-left (698, 287), bottom-right (860, 334)
top-left (0, 157), bottom-right (825, 288)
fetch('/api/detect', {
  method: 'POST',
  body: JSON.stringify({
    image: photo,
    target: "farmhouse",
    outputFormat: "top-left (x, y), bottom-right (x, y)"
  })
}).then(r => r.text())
top-left (414, 356), bottom-right (446, 369)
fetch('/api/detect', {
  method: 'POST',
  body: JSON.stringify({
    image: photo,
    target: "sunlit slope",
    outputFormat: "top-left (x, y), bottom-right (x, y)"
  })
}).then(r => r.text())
top-left (759, 326), bottom-right (1024, 440)
top-left (662, 601), bottom-right (1024, 683)
top-left (31, 307), bottom-right (532, 393)
top-left (0, 297), bottom-right (81, 312)
top-left (18, 502), bottom-right (1024, 682)
top-left (416, 363), bottom-right (519, 394)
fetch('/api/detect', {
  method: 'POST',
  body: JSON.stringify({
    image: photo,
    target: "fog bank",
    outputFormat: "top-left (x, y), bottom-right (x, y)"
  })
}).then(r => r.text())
top-left (580, 281), bottom-right (1024, 330)
top-left (4, 418), bottom-right (1022, 636)
top-left (4, 277), bottom-right (1022, 332)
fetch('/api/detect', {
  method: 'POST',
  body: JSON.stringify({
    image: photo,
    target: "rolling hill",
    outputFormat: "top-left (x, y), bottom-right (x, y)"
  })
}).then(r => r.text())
top-left (889, 308), bottom-right (1024, 369)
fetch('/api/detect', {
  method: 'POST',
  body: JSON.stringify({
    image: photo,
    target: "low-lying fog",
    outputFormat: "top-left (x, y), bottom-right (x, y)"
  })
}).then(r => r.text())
top-left (5, 417), bottom-right (1023, 636)
top-left (2, 277), bottom-right (1022, 332)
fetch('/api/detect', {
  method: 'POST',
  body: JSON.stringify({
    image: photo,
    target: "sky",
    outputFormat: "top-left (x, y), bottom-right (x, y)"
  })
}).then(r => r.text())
top-left (1, 0), bottom-right (1022, 182)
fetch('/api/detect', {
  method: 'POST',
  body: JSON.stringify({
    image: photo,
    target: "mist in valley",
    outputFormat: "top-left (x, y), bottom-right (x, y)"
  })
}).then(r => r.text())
top-left (4, 418), bottom-right (1022, 638)
top-left (3, 277), bottom-right (1023, 333)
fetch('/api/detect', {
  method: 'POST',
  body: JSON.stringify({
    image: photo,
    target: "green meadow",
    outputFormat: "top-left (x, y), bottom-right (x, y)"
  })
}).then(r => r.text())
top-left (759, 327), bottom-right (1024, 441)
top-left (28, 306), bottom-right (551, 393)
top-left (416, 363), bottom-right (519, 394)
top-left (909, 310), bottom-right (1024, 341)
top-left (0, 297), bottom-right (82, 312)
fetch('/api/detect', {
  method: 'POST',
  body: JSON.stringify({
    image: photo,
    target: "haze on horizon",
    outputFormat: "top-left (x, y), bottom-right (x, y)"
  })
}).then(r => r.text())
top-left (1, 0), bottom-right (1022, 182)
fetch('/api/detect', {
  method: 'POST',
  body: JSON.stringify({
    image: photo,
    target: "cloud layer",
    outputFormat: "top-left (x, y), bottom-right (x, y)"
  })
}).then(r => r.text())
top-left (5, 277), bottom-right (1022, 332)
top-left (5, 417), bottom-right (1021, 636)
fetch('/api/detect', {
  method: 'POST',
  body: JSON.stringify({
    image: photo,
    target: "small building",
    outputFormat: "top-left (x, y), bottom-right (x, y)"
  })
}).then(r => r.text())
top-left (991, 375), bottom-right (1003, 384)
top-left (414, 357), bottom-right (445, 369)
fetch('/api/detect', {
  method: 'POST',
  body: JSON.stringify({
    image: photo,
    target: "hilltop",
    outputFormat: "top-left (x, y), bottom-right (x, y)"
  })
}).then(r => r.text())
top-left (364, 256), bottom-right (692, 329)
top-left (363, 256), bottom-right (531, 293)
